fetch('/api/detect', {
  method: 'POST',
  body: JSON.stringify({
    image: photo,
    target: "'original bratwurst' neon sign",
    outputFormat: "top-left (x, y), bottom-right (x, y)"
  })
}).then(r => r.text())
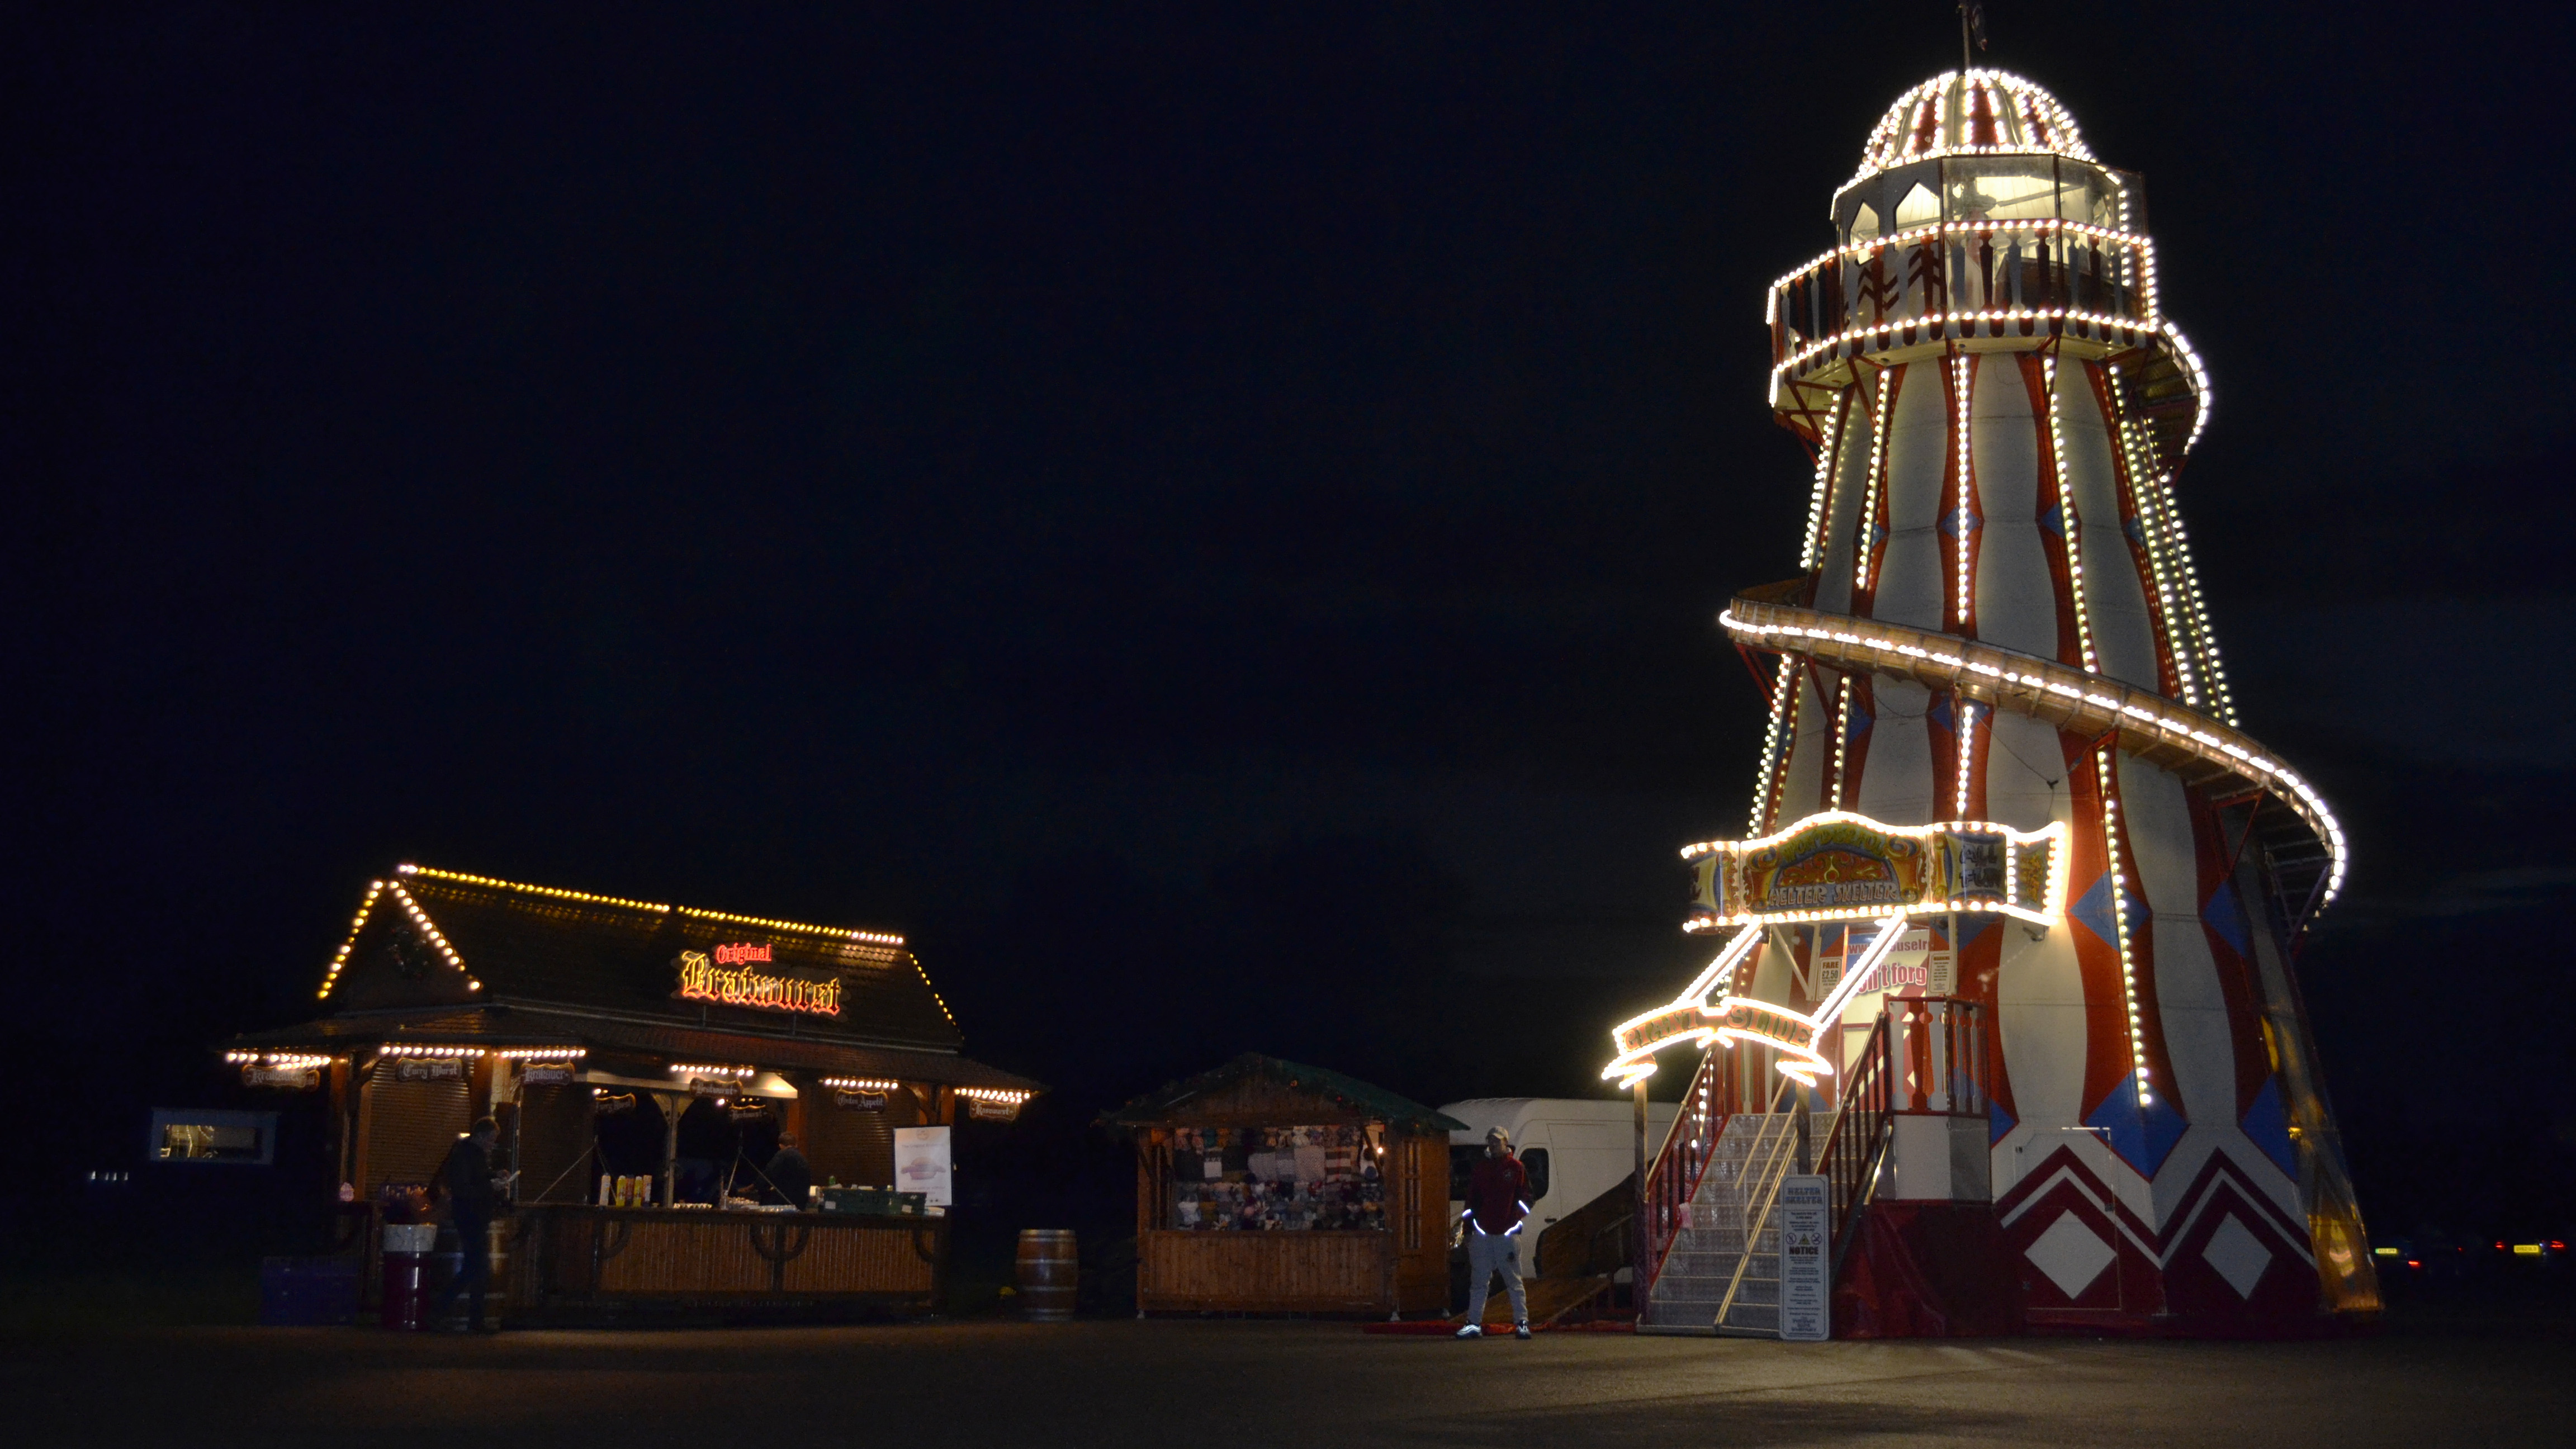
top-left (674, 949), bottom-right (842, 1016)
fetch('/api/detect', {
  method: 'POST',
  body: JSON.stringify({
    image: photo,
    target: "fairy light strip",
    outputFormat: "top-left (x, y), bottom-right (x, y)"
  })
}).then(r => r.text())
top-left (386, 882), bottom-right (482, 993)
top-left (2043, 356), bottom-right (2101, 671)
top-left (956, 1087), bottom-right (1035, 1104)
top-left (820, 1077), bottom-right (902, 1091)
top-left (1768, 216), bottom-right (2151, 319)
top-left (2155, 470), bottom-right (2236, 724)
top-left (399, 864), bottom-right (669, 913)
top-left (1749, 655), bottom-right (1800, 833)
top-left (1831, 675), bottom-right (1855, 808)
top-left (1799, 401), bottom-right (1844, 570)
top-left (377, 1044), bottom-right (486, 1059)
top-left (1854, 377), bottom-right (1895, 591)
top-left (1952, 352), bottom-right (1977, 630)
top-left (396, 863), bottom-right (907, 947)
top-left (2106, 362), bottom-right (2202, 706)
top-left (670, 1063), bottom-right (754, 1078)
top-left (1954, 701), bottom-right (1978, 816)
top-left (495, 1046), bottom-right (587, 1061)
top-left (1599, 925), bottom-right (1765, 1090)
top-left (676, 905), bottom-right (906, 948)
top-left (2161, 323), bottom-right (2213, 453)
top-left (2098, 756), bottom-right (2153, 1106)
top-left (1774, 306), bottom-right (2159, 404)
top-left (1717, 602), bottom-right (2347, 904)
top-left (1678, 811), bottom-right (2071, 929)
top-left (1842, 69), bottom-right (2095, 191)
top-left (226, 1051), bottom-right (333, 1068)
top-left (316, 880), bottom-right (385, 1001)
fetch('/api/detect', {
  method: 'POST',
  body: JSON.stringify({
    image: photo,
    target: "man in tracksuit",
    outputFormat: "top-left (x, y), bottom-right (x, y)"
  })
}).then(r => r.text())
top-left (1455, 1125), bottom-right (1531, 1339)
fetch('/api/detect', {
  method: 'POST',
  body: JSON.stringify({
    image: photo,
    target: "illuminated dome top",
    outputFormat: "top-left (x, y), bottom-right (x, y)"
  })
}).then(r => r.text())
top-left (1848, 70), bottom-right (2093, 189)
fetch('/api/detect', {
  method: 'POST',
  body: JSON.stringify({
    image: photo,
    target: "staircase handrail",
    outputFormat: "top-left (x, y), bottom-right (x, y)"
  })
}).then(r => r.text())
top-left (1817, 1011), bottom-right (1897, 1259)
top-left (1640, 1045), bottom-right (1746, 1290)
top-left (1710, 1070), bottom-right (1802, 1330)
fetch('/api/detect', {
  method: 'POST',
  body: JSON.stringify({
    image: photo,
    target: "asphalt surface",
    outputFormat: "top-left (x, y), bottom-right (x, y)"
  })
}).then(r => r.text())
top-left (7, 1317), bottom-right (2568, 1447)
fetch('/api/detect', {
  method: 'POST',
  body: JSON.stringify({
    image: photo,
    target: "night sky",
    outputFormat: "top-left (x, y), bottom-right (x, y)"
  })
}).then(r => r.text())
top-left (12, 5), bottom-right (2574, 1240)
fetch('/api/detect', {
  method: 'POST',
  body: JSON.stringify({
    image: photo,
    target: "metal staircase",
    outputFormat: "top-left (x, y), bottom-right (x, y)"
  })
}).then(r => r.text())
top-left (1645, 1109), bottom-right (1786, 1333)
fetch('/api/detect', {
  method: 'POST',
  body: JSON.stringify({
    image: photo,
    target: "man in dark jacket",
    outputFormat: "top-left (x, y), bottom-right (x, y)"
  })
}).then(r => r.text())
top-left (766, 1132), bottom-right (813, 1208)
top-left (429, 1117), bottom-right (509, 1332)
top-left (1455, 1126), bottom-right (1532, 1338)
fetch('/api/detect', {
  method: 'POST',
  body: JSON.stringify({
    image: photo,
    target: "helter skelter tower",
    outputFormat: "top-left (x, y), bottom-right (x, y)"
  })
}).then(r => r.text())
top-left (1603, 72), bottom-right (2379, 1336)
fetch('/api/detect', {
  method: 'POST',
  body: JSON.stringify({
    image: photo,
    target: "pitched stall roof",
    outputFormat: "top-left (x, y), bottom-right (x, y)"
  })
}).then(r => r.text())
top-left (1102, 1053), bottom-right (1468, 1135)
top-left (316, 864), bottom-right (959, 1053)
top-left (240, 863), bottom-right (1040, 1091)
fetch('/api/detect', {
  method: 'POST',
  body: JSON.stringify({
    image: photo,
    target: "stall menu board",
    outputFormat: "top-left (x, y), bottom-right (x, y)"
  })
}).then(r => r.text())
top-left (1166, 1124), bottom-right (1386, 1232)
top-left (894, 1126), bottom-right (952, 1209)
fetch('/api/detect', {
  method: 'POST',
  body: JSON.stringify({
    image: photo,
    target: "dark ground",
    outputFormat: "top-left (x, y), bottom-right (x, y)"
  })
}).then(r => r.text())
top-left (7, 1310), bottom-right (2571, 1448)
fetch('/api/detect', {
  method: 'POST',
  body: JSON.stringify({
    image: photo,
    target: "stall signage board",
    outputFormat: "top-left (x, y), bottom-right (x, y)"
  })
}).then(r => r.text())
top-left (894, 1125), bottom-right (952, 1208)
top-left (393, 1059), bottom-right (465, 1083)
top-left (521, 1063), bottom-right (574, 1086)
top-left (687, 1076), bottom-right (737, 1097)
top-left (242, 1066), bottom-right (320, 1090)
top-left (967, 1098), bottom-right (1020, 1121)
top-left (1777, 1173), bottom-right (1830, 1342)
top-left (673, 949), bottom-right (842, 1017)
top-left (837, 1090), bottom-right (888, 1112)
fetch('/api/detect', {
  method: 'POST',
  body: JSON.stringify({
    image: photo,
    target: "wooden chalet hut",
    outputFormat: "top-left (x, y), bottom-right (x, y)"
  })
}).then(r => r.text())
top-left (1105, 1054), bottom-right (1464, 1318)
top-left (224, 863), bottom-right (1041, 1323)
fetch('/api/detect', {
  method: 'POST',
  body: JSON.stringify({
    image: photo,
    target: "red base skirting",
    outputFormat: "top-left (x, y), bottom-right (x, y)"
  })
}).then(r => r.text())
top-left (1833, 1201), bottom-right (2023, 1338)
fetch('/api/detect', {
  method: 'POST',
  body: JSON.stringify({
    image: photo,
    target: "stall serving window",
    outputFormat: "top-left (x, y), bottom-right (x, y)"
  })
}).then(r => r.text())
top-left (1164, 1124), bottom-right (1387, 1231)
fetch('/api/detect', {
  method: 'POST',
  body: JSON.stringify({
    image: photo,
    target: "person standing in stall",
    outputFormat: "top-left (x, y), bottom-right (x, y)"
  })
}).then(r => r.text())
top-left (766, 1131), bottom-right (813, 1208)
top-left (429, 1117), bottom-right (512, 1332)
top-left (1454, 1125), bottom-right (1532, 1339)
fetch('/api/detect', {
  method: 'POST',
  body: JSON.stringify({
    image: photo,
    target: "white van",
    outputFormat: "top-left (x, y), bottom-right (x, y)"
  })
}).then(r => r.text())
top-left (1438, 1097), bottom-right (1678, 1281)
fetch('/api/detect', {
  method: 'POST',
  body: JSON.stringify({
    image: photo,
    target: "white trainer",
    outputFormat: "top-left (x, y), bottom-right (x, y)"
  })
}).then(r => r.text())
top-left (1454, 1323), bottom-right (1483, 1338)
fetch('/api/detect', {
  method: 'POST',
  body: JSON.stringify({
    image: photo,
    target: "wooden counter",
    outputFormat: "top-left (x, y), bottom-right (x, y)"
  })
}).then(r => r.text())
top-left (507, 1204), bottom-right (945, 1324)
top-left (1138, 1230), bottom-right (1447, 1317)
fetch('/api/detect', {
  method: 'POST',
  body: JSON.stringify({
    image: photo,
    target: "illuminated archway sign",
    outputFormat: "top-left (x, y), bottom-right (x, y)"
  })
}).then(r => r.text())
top-left (1603, 811), bottom-right (2066, 1090)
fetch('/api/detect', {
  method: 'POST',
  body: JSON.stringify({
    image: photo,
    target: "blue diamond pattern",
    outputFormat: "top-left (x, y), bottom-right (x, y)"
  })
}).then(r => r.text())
top-left (2239, 1075), bottom-right (2298, 1180)
top-left (2087, 1071), bottom-right (2189, 1178)
top-left (2202, 879), bottom-right (2251, 959)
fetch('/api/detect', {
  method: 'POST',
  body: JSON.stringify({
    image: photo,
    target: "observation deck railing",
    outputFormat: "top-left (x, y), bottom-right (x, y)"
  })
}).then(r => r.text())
top-left (1768, 220), bottom-right (2158, 387)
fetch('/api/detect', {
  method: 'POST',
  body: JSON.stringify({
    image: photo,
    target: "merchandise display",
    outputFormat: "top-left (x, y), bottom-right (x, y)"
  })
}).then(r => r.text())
top-left (1164, 1124), bottom-right (1386, 1231)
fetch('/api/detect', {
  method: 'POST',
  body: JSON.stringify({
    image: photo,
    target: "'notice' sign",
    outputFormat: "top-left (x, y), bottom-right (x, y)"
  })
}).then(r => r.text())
top-left (1777, 1173), bottom-right (1830, 1342)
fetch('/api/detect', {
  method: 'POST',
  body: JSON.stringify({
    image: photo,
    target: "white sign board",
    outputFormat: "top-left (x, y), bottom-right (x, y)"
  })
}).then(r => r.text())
top-left (894, 1125), bottom-right (953, 1208)
top-left (1777, 1173), bottom-right (1830, 1342)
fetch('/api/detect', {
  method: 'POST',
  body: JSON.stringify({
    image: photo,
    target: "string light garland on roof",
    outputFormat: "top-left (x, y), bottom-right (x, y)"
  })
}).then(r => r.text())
top-left (495, 1046), bottom-right (586, 1061)
top-left (819, 1077), bottom-right (901, 1091)
top-left (669, 1063), bottom-right (753, 1078)
top-left (955, 1087), bottom-right (1034, 1105)
top-left (316, 880), bottom-right (385, 1001)
top-left (398, 863), bottom-right (671, 913)
top-left (385, 882), bottom-right (482, 993)
top-left (226, 1051), bottom-right (333, 1068)
top-left (377, 1044), bottom-right (486, 1059)
top-left (396, 863), bottom-right (906, 946)
top-left (676, 905), bottom-right (905, 948)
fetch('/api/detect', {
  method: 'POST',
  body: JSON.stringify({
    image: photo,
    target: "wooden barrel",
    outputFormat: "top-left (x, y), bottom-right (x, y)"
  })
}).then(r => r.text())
top-left (1015, 1229), bottom-right (1078, 1322)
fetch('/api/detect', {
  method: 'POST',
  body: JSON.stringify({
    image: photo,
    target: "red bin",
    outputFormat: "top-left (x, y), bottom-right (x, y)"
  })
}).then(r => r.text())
top-left (380, 1223), bottom-right (438, 1330)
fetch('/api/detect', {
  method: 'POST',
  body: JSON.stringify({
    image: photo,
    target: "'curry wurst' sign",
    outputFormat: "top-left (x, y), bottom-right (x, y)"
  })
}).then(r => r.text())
top-left (673, 949), bottom-right (844, 1017)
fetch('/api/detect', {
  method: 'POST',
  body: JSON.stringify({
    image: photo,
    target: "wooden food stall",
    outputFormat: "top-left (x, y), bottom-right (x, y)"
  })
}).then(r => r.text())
top-left (223, 861), bottom-right (1040, 1324)
top-left (1105, 1054), bottom-right (1464, 1318)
